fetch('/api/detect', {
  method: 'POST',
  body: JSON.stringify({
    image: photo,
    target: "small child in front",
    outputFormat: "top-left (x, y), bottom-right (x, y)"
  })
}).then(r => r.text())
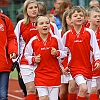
top-left (24, 15), bottom-right (67, 100)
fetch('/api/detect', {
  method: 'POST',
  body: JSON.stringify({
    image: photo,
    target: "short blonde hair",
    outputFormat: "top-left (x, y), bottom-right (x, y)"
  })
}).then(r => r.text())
top-left (87, 6), bottom-right (100, 17)
top-left (69, 6), bottom-right (86, 18)
top-left (23, 0), bottom-right (38, 25)
top-left (35, 15), bottom-right (50, 26)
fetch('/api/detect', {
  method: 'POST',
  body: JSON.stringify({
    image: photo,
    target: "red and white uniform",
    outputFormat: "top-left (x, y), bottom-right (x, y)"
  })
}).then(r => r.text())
top-left (0, 13), bottom-right (18, 72)
top-left (84, 21), bottom-right (90, 28)
top-left (24, 33), bottom-right (67, 86)
top-left (92, 27), bottom-right (100, 77)
top-left (14, 20), bottom-right (60, 65)
top-left (62, 26), bottom-right (100, 80)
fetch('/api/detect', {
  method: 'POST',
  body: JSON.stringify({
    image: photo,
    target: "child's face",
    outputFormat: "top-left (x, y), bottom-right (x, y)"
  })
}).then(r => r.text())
top-left (49, 16), bottom-right (56, 23)
top-left (27, 2), bottom-right (38, 18)
top-left (89, 11), bottom-right (100, 26)
top-left (36, 16), bottom-right (50, 35)
top-left (71, 11), bottom-right (85, 26)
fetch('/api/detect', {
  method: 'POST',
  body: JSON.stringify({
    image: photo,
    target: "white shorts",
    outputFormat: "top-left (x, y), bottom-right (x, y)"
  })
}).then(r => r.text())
top-left (61, 73), bottom-right (73, 83)
top-left (75, 75), bottom-right (92, 93)
top-left (20, 65), bottom-right (37, 84)
top-left (92, 77), bottom-right (100, 90)
top-left (36, 87), bottom-right (59, 100)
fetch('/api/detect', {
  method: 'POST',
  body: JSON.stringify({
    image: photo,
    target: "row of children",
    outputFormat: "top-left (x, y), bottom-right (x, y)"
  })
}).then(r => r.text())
top-left (14, 0), bottom-right (100, 100)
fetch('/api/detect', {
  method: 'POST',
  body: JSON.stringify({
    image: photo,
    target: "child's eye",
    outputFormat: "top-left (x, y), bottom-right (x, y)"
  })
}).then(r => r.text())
top-left (93, 15), bottom-right (97, 18)
top-left (98, 15), bottom-right (100, 18)
top-left (73, 15), bottom-right (77, 17)
top-left (34, 6), bottom-right (38, 9)
top-left (39, 22), bottom-right (43, 25)
top-left (29, 7), bottom-right (33, 9)
top-left (80, 14), bottom-right (84, 17)
top-left (46, 22), bottom-right (49, 24)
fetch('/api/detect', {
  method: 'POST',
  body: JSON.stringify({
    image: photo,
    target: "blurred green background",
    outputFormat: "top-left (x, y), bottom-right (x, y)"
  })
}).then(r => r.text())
top-left (1, 0), bottom-right (100, 26)
top-left (10, 69), bottom-right (18, 79)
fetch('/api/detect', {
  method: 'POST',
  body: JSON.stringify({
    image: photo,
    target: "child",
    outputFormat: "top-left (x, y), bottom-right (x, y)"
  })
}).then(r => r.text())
top-left (60, 9), bottom-right (73, 37)
top-left (47, 14), bottom-right (56, 24)
top-left (24, 15), bottom-right (67, 100)
top-left (14, 0), bottom-right (39, 100)
top-left (87, 6), bottom-right (100, 100)
top-left (59, 9), bottom-right (77, 100)
top-left (62, 6), bottom-right (100, 100)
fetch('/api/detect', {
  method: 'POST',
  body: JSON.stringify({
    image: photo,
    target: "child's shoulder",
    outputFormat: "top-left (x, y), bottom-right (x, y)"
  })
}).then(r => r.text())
top-left (85, 28), bottom-right (94, 34)
top-left (63, 30), bottom-right (71, 36)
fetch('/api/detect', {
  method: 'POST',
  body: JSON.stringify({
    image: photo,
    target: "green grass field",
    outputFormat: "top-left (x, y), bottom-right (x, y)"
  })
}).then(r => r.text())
top-left (10, 69), bottom-right (18, 79)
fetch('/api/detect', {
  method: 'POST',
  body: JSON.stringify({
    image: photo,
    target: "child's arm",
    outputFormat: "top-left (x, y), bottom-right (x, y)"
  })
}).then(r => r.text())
top-left (90, 29), bottom-right (100, 70)
top-left (55, 35), bottom-right (68, 59)
top-left (24, 37), bottom-right (37, 65)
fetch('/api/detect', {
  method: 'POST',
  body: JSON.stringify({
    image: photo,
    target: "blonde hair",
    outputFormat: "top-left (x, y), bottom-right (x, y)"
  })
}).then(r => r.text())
top-left (62, 9), bottom-right (71, 33)
top-left (35, 15), bottom-right (50, 26)
top-left (23, 0), bottom-right (38, 25)
top-left (87, 6), bottom-right (100, 17)
top-left (47, 14), bottom-right (54, 18)
top-left (79, 6), bottom-right (87, 17)
top-left (46, 14), bottom-right (55, 23)
top-left (69, 6), bottom-right (86, 18)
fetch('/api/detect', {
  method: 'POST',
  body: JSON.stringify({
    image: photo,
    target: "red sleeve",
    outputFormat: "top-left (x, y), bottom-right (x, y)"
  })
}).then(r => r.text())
top-left (5, 15), bottom-right (18, 56)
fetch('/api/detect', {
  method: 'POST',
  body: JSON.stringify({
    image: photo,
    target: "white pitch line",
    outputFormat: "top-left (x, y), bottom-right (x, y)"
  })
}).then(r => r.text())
top-left (8, 94), bottom-right (22, 100)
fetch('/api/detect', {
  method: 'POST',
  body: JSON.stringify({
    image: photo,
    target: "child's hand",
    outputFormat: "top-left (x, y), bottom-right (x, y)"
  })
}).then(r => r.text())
top-left (60, 66), bottom-right (65, 75)
top-left (64, 67), bottom-right (70, 75)
top-left (94, 62), bottom-right (100, 71)
top-left (51, 47), bottom-right (57, 56)
top-left (10, 53), bottom-right (16, 59)
top-left (35, 54), bottom-right (41, 63)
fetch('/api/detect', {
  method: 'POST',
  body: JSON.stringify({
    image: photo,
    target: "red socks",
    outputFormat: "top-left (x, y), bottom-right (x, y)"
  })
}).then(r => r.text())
top-left (90, 94), bottom-right (98, 100)
top-left (68, 93), bottom-right (77, 100)
top-left (26, 94), bottom-right (36, 100)
top-left (77, 96), bottom-right (86, 100)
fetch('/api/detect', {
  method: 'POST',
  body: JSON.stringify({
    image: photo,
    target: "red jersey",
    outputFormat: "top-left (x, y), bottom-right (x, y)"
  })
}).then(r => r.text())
top-left (62, 26), bottom-right (100, 79)
top-left (92, 27), bottom-right (100, 77)
top-left (24, 33), bottom-right (67, 86)
top-left (14, 20), bottom-right (60, 65)
top-left (14, 20), bottom-right (38, 65)
top-left (84, 21), bottom-right (90, 28)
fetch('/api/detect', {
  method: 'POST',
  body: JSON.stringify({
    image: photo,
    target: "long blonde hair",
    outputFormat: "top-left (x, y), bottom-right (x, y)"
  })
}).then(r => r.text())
top-left (23, 0), bottom-right (38, 25)
top-left (62, 9), bottom-right (70, 33)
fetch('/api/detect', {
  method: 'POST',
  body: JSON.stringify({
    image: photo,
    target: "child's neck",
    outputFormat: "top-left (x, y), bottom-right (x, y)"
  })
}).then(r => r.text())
top-left (89, 24), bottom-right (98, 33)
top-left (40, 33), bottom-right (48, 42)
top-left (73, 25), bottom-right (82, 34)
top-left (29, 17), bottom-right (36, 23)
